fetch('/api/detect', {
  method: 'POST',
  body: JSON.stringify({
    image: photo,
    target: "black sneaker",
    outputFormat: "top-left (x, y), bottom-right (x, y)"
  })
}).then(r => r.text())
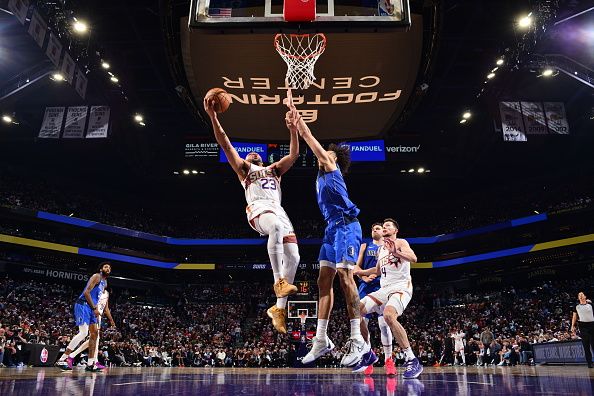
top-left (85, 364), bottom-right (103, 372)
top-left (588, 363), bottom-right (593, 369)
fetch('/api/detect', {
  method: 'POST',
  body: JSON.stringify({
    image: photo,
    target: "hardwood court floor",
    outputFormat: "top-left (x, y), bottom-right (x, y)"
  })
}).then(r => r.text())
top-left (0, 365), bottom-right (593, 395)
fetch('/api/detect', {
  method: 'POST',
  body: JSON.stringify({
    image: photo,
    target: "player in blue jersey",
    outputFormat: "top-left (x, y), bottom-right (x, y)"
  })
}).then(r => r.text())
top-left (56, 262), bottom-right (111, 372)
top-left (352, 223), bottom-right (395, 375)
top-left (284, 102), bottom-right (367, 367)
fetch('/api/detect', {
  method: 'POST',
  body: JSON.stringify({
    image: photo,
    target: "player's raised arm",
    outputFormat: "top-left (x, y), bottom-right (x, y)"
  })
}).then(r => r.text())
top-left (286, 97), bottom-right (335, 172)
top-left (204, 97), bottom-right (249, 180)
top-left (273, 90), bottom-right (300, 176)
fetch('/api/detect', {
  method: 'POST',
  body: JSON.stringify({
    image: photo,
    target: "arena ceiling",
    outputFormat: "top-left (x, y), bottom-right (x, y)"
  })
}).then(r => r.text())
top-left (0, 0), bottom-right (592, 184)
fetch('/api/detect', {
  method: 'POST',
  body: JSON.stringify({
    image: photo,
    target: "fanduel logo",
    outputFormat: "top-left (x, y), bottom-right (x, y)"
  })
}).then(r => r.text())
top-left (386, 145), bottom-right (421, 153)
top-left (351, 145), bottom-right (383, 152)
top-left (236, 146), bottom-right (265, 153)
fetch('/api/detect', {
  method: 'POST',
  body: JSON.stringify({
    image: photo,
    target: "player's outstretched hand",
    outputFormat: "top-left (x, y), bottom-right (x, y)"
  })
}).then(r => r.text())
top-left (203, 97), bottom-right (217, 119)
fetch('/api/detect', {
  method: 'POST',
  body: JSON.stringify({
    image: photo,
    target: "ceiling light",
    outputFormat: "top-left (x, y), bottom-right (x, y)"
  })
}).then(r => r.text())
top-left (139, 121), bottom-right (146, 127)
top-left (417, 168), bottom-right (425, 173)
top-left (101, 61), bottom-right (110, 70)
top-left (183, 169), bottom-right (190, 175)
top-left (199, 171), bottom-right (206, 174)
top-left (460, 119), bottom-right (467, 124)
top-left (425, 169), bottom-right (431, 173)
top-left (518, 14), bottom-right (532, 28)
top-left (491, 67), bottom-right (499, 72)
top-left (462, 111), bottom-right (472, 119)
top-left (400, 170), bottom-right (406, 173)
top-left (496, 58), bottom-right (504, 66)
top-left (408, 168), bottom-right (415, 173)
top-left (542, 68), bottom-right (554, 77)
top-left (487, 73), bottom-right (496, 79)
top-left (134, 114), bottom-right (144, 122)
top-left (51, 73), bottom-right (65, 82)
top-left (191, 170), bottom-right (198, 174)
top-left (110, 76), bottom-right (119, 83)
top-left (173, 171), bottom-right (179, 175)
top-left (534, 210), bottom-right (539, 214)
top-left (2, 115), bottom-right (13, 123)
top-left (73, 20), bottom-right (88, 34)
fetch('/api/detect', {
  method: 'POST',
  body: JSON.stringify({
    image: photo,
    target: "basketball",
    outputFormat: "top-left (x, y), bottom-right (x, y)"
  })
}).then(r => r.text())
top-left (205, 88), bottom-right (231, 113)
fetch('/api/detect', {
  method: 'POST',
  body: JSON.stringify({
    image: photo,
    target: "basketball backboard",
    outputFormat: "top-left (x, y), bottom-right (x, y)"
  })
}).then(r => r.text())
top-left (190, 0), bottom-right (410, 27)
top-left (288, 300), bottom-right (318, 318)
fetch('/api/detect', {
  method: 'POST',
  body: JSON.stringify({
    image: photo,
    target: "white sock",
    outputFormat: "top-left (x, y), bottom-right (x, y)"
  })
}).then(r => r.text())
top-left (58, 353), bottom-right (68, 361)
top-left (350, 319), bottom-right (362, 339)
top-left (403, 347), bottom-right (415, 361)
top-left (316, 319), bottom-right (328, 339)
top-left (276, 297), bottom-right (288, 309)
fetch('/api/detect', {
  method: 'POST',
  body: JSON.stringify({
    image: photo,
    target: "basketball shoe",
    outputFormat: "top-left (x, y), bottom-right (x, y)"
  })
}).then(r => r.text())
top-left (352, 348), bottom-right (378, 373)
top-left (302, 337), bottom-right (335, 364)
top-left (402, 357), bottom-right (423, 379)
top-left (56, 356), bottom-right (73, 371)
top-left (267, 305), bottom-right (287, 333)
top-left (85, 363), bottom-right (103, 372)
top-left (341, 337), bottom-right (370, 367)
top-left (385, 356), bottom-right (397, 375)
top-left (274, 278), bottom-right (298, 298)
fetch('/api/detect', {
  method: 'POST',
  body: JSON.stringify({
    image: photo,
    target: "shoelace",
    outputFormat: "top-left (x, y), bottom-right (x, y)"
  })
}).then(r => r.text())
top-left (404, 360), bottom-right (416, 372)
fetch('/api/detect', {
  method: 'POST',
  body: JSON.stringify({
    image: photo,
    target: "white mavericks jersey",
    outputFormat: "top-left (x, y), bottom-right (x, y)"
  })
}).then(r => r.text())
top-left (377, 240), bottom-right (412, 290)
top-left (241, 164), bottom-right (283, 220)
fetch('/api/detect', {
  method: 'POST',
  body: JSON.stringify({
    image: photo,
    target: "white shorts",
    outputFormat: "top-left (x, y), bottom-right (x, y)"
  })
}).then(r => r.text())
top-left (455, 343), bottom-right (465, 352)
top-left (361, 283), bottom-right (413, 316)
top-left (247, 201), bottom-right (295, 238)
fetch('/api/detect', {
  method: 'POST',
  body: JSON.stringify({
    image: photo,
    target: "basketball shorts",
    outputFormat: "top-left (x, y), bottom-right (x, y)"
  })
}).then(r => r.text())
top-left (246, 200), bottom-right (295, 238)
top-left (74, 302), bottom-right (98, 326)
top-left (361, 283), bottom-right (413, 316)
top-left (359, 283), bottom-right (381, 319)
top-left (319, 218), bottom-right (362, 270)
top-left (455, 342), bottom-right (465, 352)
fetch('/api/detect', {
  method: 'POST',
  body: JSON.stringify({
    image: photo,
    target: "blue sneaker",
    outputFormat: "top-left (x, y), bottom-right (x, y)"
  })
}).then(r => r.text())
top-left (352, 349), bottom-right (378, 373)
top-left (402, 357), bottom-right (423, 379)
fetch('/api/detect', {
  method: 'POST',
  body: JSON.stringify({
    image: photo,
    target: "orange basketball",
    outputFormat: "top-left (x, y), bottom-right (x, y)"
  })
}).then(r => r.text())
top-left (205, 88), bottom-right (231, 113)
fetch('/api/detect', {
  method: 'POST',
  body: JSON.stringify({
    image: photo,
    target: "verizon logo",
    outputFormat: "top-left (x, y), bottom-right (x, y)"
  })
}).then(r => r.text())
top-left (386, 145), bottom-right (420, 153)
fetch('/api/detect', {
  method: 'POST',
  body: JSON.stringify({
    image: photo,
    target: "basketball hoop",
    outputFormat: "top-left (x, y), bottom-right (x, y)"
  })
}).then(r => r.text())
top-left (274, 33), bottom-right (326, 90)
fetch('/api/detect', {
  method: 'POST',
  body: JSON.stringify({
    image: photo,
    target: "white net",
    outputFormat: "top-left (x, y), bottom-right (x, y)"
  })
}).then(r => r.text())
top-left (274, 33), bottom-right (327, 90)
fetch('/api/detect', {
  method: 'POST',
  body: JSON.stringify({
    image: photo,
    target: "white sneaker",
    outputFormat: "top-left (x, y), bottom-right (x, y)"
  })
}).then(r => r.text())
top-left (340, 337), bottom-right (370, 367)
top-left (302, 337), bottom-right (335, 365)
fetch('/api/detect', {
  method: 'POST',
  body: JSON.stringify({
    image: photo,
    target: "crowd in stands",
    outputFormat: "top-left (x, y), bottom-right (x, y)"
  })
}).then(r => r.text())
top-left (0, 272), bottom-right (590, 369)
top-left (0, 171), bottom-right (591, 239)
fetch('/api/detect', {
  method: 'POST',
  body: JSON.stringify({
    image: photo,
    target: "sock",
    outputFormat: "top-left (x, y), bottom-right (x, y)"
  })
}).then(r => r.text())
top-left (461, 352), bottom-right (466, 364)
top-left (403, 347), bottom-right (415, 361)
top-left (316, 319), bottom-right (328, 339)
top-left (276, 297), bottom-right (288, 309)
top-left (350, 319), bottom-right (362, 339)
top-left (383, 345), bottom-right (393, 359)
top-left (58, 353), bottom-right (68, 361)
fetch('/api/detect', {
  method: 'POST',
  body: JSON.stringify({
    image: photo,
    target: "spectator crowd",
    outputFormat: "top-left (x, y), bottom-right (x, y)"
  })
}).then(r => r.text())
top-left (0, 272), bottom-right (590, 369)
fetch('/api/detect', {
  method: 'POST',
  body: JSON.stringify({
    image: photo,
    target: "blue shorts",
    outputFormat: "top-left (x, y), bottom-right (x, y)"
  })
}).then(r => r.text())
top-left (74, 302), bottom-right (98, 326)
top-left (318, 219), bottom-right (362, 269)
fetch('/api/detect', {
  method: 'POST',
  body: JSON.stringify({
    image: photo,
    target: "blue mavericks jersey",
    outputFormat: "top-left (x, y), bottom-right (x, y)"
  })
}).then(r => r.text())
top-left (358, 242), bottom-right (381, 296)
top-left (316, 168), bottom-right (360, 222)
top-left (79, 277), bottom-right (106, 306)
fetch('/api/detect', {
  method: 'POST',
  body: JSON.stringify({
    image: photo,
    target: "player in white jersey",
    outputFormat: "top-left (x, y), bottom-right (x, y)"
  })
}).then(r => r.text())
top-left (353, 218), bottom-right (423, 379)
top-left (67, 290), bottom-right (115, 369)
top-left (204, 89), bottom-right (300, 334)
top-left (451, 327), bottom-right (466, 365)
